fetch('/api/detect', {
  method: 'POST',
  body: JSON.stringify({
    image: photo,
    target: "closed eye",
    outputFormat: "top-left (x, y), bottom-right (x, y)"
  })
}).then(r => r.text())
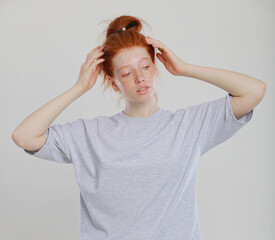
top-left (122, 66), bottom-right (150, 77)
top-left (122, 72), bottom-right (130, 77)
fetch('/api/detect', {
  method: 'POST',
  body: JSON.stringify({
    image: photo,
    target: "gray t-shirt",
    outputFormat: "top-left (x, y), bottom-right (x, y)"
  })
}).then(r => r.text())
top-left (24, 93), bottom-right (253, 240)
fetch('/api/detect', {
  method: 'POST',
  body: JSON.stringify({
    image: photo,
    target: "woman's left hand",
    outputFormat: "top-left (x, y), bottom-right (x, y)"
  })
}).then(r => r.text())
top-left (145, 36), bottom-right (189, 76)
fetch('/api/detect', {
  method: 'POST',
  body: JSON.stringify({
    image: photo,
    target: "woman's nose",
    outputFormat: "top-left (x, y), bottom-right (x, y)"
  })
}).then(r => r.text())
top-left (136, 70), bottom-right (145, 82)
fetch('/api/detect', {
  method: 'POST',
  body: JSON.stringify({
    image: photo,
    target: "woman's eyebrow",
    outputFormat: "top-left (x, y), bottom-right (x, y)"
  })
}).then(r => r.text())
top-left (118, 57), bottom-right (150, 71)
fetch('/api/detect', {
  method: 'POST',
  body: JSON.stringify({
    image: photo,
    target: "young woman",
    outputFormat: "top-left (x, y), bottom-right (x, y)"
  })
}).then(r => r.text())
top-left (12, 15), bottom-right (266, 240)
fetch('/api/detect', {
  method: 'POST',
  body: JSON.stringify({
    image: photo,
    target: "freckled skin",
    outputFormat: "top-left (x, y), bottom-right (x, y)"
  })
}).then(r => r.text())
top-left (106, 46), bottom-right (160, 117)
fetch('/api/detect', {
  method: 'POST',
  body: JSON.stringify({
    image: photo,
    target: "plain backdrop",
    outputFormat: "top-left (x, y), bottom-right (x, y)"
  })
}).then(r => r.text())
top-left (1, 0), bottom-right (274, 239)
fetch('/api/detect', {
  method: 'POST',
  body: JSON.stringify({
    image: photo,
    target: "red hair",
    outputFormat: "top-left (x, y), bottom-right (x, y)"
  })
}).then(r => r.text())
top-left (98, 15), bottom-right (158, 107)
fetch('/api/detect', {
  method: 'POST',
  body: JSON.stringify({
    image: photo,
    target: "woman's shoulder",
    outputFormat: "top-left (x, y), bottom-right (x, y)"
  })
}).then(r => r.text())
top-left (80, 113), bottom-right (123, 135)
top-left (51, 114), bottom-right (118, 136)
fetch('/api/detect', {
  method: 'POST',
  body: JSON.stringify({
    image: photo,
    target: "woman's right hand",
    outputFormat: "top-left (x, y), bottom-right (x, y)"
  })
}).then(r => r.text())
top-left (74, 45), bottom-right (105, 93)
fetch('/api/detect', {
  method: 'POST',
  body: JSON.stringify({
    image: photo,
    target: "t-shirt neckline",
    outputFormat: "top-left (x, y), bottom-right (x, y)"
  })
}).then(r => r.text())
top-left (117, 107), bottom-right (163, 123)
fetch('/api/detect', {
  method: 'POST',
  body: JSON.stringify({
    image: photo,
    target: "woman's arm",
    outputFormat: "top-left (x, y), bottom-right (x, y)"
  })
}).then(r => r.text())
top-left (181, 63), bottom-right (266, 119)
top-left (182, 64), bottom-right (266, 98)
top-left (11, 45), bottom-right (105, 151)
top-left (11, 85), bottom-right (84, 150)
top-left (145, 36), bottom-right (266, 119)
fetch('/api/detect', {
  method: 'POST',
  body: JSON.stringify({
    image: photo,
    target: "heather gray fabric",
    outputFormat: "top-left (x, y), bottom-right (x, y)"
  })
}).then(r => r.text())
top-left (24, 93), bottom-right (253, 240)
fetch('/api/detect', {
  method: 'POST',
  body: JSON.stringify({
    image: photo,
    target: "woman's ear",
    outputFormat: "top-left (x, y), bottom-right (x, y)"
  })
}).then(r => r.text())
top-left (107, 75), bottom-right (120, 92)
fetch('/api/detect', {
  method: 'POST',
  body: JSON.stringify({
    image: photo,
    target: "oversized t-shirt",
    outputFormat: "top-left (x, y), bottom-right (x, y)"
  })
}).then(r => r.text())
top-left (24, 93), bottom-right (253, 240)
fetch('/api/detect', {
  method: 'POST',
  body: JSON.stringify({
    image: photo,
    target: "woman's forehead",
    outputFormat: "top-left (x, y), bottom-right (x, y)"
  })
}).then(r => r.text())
top-left (113, 47), bottom-right (151, 69)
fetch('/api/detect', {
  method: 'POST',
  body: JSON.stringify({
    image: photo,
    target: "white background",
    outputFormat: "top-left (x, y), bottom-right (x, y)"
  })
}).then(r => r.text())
top-left (2, 0), bottom-right (274, 239)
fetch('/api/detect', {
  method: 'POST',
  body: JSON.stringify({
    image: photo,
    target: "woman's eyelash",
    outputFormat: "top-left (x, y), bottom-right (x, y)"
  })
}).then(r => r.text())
top-left (122, 66), bottom-right (150, 77)
top-left (122, 72), bottom-right (130, 77)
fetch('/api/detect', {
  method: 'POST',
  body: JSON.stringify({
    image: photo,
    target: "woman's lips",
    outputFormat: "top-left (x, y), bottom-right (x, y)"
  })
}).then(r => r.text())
top-left (137, 87), bottom-right (150, 95)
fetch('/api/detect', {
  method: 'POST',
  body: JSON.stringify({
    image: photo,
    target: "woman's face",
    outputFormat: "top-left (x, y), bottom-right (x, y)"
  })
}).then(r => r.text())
top-left (108, 46), bottom-right (159, 103)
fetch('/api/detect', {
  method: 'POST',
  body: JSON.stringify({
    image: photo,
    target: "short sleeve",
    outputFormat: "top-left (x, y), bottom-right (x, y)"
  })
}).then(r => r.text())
top-left (24, 119), bottom-right (83, 164)
top-left (193, 93), bottom-right (254, 156)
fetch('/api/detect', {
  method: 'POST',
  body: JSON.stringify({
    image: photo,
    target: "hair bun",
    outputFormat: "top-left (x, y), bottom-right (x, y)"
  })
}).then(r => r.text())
top-left (125, 21), bottom-right (138, 30)
top-left (106, 15), bottom-right (143, 38)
